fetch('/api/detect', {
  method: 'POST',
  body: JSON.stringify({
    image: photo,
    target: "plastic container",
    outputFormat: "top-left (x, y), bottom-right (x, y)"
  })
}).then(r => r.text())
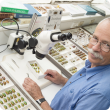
top-left (27, 60), bottom-right (46, 79)
top-left (0, 85), bottom-right (30, 110)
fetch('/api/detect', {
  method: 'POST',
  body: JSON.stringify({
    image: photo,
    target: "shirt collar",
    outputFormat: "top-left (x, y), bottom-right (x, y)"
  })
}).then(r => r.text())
top-left (85, 60), bottom-right (110, 80)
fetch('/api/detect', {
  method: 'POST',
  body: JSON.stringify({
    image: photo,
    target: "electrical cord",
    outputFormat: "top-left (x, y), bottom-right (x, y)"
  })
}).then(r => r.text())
top-left (0, 44), bottom-right (9, 53)
top-left (1, 18), bottom-right (19, 35)
top-left (1, 18), bottom-right (32, 38)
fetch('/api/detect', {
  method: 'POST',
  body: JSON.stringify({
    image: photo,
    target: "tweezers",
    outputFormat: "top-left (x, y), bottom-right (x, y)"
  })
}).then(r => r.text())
top-left (11, 59), bottom-right (19, 68)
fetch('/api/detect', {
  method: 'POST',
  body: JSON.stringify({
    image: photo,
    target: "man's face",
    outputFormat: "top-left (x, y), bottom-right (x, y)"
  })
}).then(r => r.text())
top-left (88, 21), bottom-right (110, 67)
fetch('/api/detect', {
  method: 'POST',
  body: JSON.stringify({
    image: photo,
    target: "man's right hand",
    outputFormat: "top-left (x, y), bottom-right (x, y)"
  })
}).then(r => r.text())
top-left (44, 69), bottom-right (68, 86)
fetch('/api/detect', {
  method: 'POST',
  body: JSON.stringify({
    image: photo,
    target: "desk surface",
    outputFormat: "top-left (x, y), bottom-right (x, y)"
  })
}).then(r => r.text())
top-left (0, 45), bottom-right (63, 106)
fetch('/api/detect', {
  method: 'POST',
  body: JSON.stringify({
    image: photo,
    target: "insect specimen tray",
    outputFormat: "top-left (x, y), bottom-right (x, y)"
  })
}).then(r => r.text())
top-left (0, 66), bottom-right (42, 110)
top-left (0, 50), bottom-right (61, 89)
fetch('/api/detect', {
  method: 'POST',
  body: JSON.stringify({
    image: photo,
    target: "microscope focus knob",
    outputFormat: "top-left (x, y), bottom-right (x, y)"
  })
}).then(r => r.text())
top-left (29, 38), bottom-right (38, 48)
top-left (18, 39), bottom-right (28, 49)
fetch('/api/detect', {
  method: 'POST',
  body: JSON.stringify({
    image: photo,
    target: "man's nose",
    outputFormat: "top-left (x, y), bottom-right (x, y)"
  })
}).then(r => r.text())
top-left (92, 42), bottom-right (101, 52)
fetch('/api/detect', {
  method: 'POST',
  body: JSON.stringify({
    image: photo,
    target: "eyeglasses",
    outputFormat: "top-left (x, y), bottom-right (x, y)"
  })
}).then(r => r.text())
top-left (90, 36), bottom-right (110, 52)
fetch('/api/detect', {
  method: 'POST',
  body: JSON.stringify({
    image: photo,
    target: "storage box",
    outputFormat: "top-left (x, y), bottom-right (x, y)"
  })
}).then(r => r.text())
top-left (44, 9), bottom-right (62, 30)
top-left (53, 5), bottom-right (70, 16)
top-left (27, 60), bottom-right (46, 79)
top-left (0, 12), bottom-right (14, 19)
top-left (78, 5), bottom-right (97, 15)
top-left (0, 85), bottom-right (31, 110)
top-left (33, 4), bottom-right (55, 16)
top-left (0, 0), bottom-right (29, 14)
top-left (58, 4), bottom-right (87, 17)
top-left (49, 37), bottom-right (88, 76)
top-left (0, 66), bottom-right (37, 110)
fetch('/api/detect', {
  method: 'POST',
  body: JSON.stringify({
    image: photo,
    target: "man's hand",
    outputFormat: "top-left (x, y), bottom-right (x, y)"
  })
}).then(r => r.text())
top-left (22, 77), bottom-right (43, 100)
top-left (44, 69), bottom-right (68, 86)
top-left (23, 78), bottom-right (53, 110)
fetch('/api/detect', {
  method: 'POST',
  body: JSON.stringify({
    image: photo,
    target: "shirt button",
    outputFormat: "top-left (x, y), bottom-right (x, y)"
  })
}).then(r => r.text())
top-left (70, 89), bottom-right (74, 93)
top-left (80, 74), bottom-right (82, 76)
top-left (70, 82), bottom-right (71, 83)
top-left (70, 91), bottom-right (73, 93)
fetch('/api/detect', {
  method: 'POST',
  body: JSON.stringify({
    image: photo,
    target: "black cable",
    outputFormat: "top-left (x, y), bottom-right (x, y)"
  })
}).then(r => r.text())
top-left (1, 18), bottom-right (32, 38)
top-left (1, 18), bottom-right (19, 35)
top-left (0, 45), bottom-right (9, 53)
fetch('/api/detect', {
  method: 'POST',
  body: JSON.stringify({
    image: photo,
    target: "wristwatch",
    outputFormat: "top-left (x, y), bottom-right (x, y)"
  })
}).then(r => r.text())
top-left (36, 98), bottom-right (46, 105)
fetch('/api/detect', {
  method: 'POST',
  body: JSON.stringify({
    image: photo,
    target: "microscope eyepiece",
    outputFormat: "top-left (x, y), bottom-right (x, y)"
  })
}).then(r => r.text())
top-left (58, 33), bottom-right (72, 41)
top-left (58, 34), bottom-right (67, 41)
top-left (66, 32), bottom-right (72, 39)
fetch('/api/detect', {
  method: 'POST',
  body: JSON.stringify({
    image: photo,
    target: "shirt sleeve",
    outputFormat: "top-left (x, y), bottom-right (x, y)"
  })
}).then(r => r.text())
top-left (74, 90), bottom-right (110, 110)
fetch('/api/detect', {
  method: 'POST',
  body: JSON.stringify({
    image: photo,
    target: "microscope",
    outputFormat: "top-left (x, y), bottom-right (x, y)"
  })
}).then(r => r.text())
top-left (3, 9), bottom-right (72, 59)
top-left (7, 29), bottom-right (72, 60)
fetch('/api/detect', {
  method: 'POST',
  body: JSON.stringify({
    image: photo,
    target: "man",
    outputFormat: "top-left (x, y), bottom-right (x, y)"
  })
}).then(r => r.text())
top-left (23, 17), bottom-right (110, 110)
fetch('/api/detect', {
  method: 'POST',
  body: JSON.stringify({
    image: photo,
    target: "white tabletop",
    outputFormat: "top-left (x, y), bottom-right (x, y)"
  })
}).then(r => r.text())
top-left (0, 45), bottom-right (63, 106)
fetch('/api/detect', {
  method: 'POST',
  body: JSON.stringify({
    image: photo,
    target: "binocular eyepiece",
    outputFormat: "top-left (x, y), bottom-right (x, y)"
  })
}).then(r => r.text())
top-left (58, 32), bottom-right (72, 41)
